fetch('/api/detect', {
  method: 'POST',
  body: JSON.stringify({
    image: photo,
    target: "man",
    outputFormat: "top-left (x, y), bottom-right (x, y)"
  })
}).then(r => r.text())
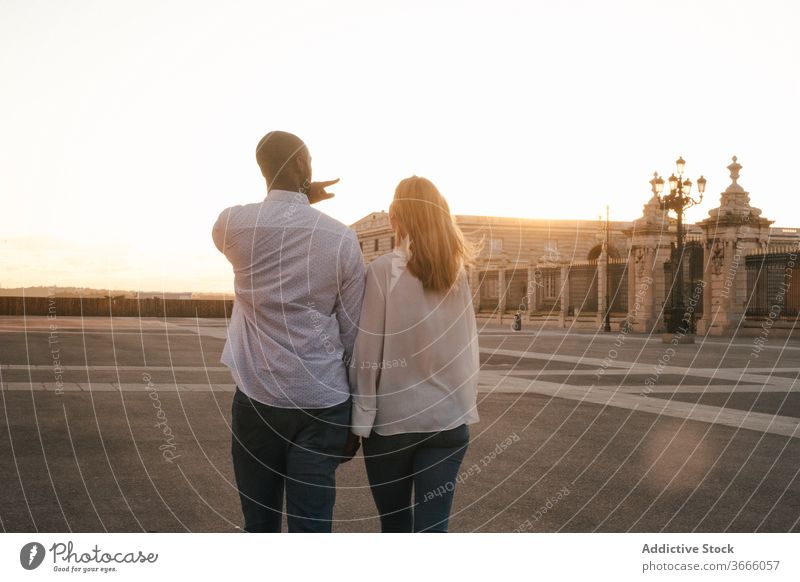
top-left (212, 131), bottom-right (365, 532)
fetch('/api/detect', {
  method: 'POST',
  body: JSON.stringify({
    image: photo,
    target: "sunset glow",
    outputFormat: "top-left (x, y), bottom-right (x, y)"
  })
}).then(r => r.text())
top-left (1, 0), bottom-right (798, 291)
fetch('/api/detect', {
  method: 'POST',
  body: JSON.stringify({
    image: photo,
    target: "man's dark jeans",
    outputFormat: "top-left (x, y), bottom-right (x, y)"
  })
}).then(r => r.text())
top-left (363, 424), bottom-right (470, 532)
top-left (230, 387), bottom-right (350, 532)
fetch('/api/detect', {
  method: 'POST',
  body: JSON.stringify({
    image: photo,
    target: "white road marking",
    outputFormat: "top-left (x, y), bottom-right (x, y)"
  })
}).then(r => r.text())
top-left (477, 371), bottom-right (800, 439)
top-left (1, 382), bottom-right (236, 392)
top-left (480, 348), bottom-right (799, 390)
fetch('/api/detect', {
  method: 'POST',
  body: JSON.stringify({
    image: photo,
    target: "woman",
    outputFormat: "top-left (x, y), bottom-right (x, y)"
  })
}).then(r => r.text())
top-left (350, 176), bottom-right (480, 533)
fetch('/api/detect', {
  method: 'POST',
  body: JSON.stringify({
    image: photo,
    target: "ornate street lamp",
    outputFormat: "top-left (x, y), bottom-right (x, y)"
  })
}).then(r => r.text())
top-left (656, 157), bottom-right (706, 333)
top-left (650, 172), bottom-right (665, 197)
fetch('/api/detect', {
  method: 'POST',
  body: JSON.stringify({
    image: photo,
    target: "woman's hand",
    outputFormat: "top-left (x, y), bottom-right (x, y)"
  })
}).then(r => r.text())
top-left (307, 178), bottom-right (339, 204)
top-left (339, 432), bottom-right (361, 463)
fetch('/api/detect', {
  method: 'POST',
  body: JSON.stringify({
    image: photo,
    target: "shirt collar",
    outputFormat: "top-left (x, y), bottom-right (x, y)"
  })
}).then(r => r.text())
top-left (266, 189), bottom-right (310, 205)
top-left (389, 236), bottom-right (411, 292)
top-left (394, 236), bottom-right (412, 259)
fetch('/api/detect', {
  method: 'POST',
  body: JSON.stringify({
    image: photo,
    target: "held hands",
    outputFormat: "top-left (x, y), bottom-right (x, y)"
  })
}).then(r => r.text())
top-left (307, 179), bottom-right (339, 205)
top-left (339, 432), bottom-right (361, 463)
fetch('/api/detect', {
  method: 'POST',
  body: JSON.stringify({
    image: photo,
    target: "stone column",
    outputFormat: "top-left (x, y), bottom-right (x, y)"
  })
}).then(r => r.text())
top-left (721, 239), bottom-right (735, 328)
top-left (560, 262), bottom-right (570, 328)
top-left (497, 267), bottom-right (507, 322)
top-left (467, 266), bottom-right (480, 315)
top-left (727, 238), bottom-right (747, 326)
top-left (639, 246), bottom-right (657, 331)
top-left (697, 239), bottom-right (714, 334)
top-left (526, 264), bottom-right (536, 320)
top-left (697, 157), bottom-right (772, 336)
top-left (625, 189), bottom-right (671, 334)
top-left (596, 246), bottom-right (608, 328)
top-left (627, 248), bottom-right (637, 326)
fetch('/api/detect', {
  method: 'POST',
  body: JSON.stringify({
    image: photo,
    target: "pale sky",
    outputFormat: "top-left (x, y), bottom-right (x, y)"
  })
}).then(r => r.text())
top-left (1, 0), bottom-right (798, 292)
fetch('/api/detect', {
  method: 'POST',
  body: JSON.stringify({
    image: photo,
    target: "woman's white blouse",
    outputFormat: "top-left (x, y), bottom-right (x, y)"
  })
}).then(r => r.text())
top-left (349, 245), bottom-right (480, 437)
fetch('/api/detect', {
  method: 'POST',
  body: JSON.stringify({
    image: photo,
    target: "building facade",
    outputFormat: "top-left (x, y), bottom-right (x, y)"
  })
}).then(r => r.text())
top-left (351, 157), bottom-right (800, 335)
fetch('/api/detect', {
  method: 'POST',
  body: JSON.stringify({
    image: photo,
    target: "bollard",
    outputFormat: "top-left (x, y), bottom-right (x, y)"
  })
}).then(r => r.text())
top-left (512, 311), bottom-right (522, 332)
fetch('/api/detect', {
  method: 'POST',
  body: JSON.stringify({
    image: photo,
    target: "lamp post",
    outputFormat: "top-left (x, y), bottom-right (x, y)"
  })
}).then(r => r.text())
top-left (654, 157), bottom-right (707, 334)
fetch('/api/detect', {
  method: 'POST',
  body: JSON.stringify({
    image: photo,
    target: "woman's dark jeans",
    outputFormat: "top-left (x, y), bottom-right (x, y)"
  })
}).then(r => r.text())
top-left (363, 424), bottom-right (469, 532)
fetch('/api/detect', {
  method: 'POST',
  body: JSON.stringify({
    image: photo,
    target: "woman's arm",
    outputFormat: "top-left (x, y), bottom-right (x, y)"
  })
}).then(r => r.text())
top-left (349, 262), bottom-right (387, 437)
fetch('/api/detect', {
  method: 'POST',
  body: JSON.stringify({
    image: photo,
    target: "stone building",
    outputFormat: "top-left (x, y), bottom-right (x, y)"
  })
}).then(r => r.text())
top-left (351, 157), bottom-right (800, 335)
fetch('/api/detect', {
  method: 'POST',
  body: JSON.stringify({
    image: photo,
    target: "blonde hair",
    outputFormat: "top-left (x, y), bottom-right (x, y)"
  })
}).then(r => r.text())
top-left (390, 176), bottom-right (474, 292)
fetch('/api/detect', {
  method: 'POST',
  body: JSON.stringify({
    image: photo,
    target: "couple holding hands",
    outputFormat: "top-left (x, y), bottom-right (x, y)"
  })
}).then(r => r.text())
top-left (213, 131), bottom-right (479, 533)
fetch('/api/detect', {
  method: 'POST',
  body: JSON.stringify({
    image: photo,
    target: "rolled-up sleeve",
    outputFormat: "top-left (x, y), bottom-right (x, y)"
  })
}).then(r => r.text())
top-left (349, 262), bottom-right (386, 437)
top-left (212, 207), bottom-right (234, 254)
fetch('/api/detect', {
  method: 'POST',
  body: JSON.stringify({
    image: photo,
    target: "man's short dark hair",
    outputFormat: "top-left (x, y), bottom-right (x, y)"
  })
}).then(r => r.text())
top-left (255, 131), bottom-right (307, 182)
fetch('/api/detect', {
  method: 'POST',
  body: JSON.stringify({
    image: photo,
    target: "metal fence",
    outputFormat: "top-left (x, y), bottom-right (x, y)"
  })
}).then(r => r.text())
top-left (0, 297), bottom-right (233, 318)
top-left (568, 260), bottom-right (598, 314)
top-left (745, 247), bottom-right (800, 319)
top-left (536, 266), bottom-right (562, 313)
top-left (608, 257), bottom-right (629, 314)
